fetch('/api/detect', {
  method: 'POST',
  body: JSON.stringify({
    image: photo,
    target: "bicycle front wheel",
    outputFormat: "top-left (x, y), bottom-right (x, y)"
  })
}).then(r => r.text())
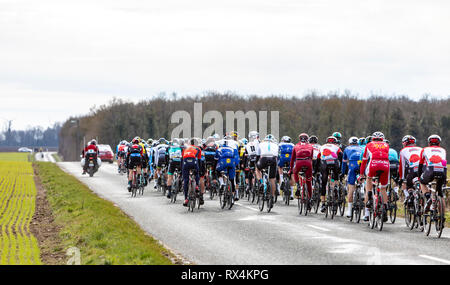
top-left (435, 197), bottom-right (445, 238)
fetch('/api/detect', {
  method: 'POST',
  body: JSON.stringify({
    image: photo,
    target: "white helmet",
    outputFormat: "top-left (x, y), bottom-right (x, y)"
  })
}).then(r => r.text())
top-left (348, 136), bottom-right (358, 145)
top-left (212, 133), bottom-right (220, 141)
top-left (248, 131), bottom-right (259, 141)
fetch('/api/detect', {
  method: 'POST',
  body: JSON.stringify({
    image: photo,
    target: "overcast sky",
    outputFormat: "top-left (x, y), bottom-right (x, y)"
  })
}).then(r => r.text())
top-left (1, 0), bottom-right (449, 130)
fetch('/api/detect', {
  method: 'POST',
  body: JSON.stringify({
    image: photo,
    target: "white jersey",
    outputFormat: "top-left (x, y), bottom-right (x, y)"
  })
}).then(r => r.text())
top-left (258, 141), bottom-right (279, 157)
top-left (399, 145), bottom-right (422, 178)
top-left (312, 144), bottom-right (321, 160)
top-left (421, 146), bottom-right (446, 171)
top-left (319, 143), bottom-right (340, 161)
top-left (246, 140), bottom-right (260, 156)
top-left (217, 139), bottom-right (238, 150)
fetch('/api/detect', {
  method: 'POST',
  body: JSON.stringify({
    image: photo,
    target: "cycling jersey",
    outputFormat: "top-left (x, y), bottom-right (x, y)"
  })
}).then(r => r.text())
top-left (419, 146), bottom-right (447, 171)
top-left (360, 141), bottom-right (390, 186)
top-left (215, 144), bottom-right (239, 180)
top-left (311, 144), bottom-right (321, 160)
top-left (399, 146), bottom-right (422, 179)
top-left (258, 141), bottom-right (279, 157)
top-left (342, 145), bottom-right (362, 185)
top-left (278, 142), bottom-right (294, 168)
top-left (389, 148), bottom-right (399, 162)
top-left (318, 143), bottom-right (342, 163)
top-left (289, 142), bottom-right (313, 194)
top-left (168, 145), bottom-right (182, 162)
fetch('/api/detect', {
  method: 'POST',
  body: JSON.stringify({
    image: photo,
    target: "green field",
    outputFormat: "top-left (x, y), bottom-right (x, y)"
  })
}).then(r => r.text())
top-left (0, 153), bottom-right (41, 265)
top-left (34, 162), bottom-right (173, 265)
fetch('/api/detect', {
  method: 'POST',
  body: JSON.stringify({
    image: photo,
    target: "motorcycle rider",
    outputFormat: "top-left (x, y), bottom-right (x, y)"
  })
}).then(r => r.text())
top-left (82, 139), bottom-right (99, 175)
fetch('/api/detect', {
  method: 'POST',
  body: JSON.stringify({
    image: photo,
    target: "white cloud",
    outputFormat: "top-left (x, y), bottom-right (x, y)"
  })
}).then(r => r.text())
top-left (0, 0), bottom-right (449, 129)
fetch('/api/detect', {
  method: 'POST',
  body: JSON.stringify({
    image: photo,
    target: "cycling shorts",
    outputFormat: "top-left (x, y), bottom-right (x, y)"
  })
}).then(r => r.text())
top-left (347, 160), bottom-right (360, 185)
top-left (257, 156), bottom-right (277, 179)
top-left (168, 161), bottom-right (181, 175)
top-left (365, 159), bottom-right (390, 187)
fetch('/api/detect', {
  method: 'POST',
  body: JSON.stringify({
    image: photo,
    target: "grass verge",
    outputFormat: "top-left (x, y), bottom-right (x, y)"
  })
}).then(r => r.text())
top-left (51, 153), bottom-right (62, 162)
top-left (34, 162), bottom-right (174, 265)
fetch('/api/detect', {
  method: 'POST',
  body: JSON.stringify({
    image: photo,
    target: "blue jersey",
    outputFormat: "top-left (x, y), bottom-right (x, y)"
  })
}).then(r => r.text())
top-left (389, 148), bottom-right (399, 163)
top-left (278, 142), bottom-right (294, 167)
top-left (342, 145), bottom-right (362, 174)
top-left (215, 145), bottom-right (239, 167)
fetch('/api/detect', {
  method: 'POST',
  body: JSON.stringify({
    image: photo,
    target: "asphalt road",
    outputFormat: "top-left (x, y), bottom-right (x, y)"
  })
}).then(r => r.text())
top-left (58, 162), bottom-right (450, 265)
top-left (35, 152), bottom-right (56, 162)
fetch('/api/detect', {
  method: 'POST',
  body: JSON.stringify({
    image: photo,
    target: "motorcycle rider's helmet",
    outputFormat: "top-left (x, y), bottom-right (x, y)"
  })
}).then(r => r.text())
top-left (348, 136), bottom-right (358, 145)
top-left (281, 136), bottom-right (291, 143)
top-left (299, 133), bottom-right (309, 143)
top-left (428, 134), bottom-right (441, 146)
top-left (372, 131), bottom-right (385, 141)
top-left (327, 136), bottom-right (338, 144)
top-left (308, 135), bottom-right (318, 144)
top-left (90, 139), bottom-right (97, 145)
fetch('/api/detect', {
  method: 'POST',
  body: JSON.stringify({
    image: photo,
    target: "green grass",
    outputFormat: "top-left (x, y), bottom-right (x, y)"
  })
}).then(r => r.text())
top-left (51, 153), bottom-right (62, 162)
top-left (34, 162), bottom-right (173, 265)
top-left (0, 152), bottom-right (29, 162)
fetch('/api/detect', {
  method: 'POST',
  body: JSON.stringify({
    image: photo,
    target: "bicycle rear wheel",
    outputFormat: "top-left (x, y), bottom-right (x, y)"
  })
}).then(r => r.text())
top-left (258, 186), bottom-right (265, 212)
top-left (435, 197), bottom-right (445, 238)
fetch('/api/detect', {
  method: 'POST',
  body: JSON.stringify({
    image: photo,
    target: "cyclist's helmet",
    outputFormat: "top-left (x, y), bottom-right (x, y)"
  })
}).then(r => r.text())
top-left (281, 136), bottom-right (292, 143)
top-left (230, 131), bottom-right (238, 140)
top-left (308, 135), bottom-right (318, 144)
top-left (358, 137), bottom-right (365, 146)
top-left (332, 132), bottom-right (342, 142)
top-left (223, 133), bottom-right (232, 140)
top-left (171, 138), bottom-right (179, 145)
top-left (428, 134), bottom-right (441, 146)
top-left (132, 137), bottom-right (140, 144)
top-left (365, 136), bottom-right (373, 144)
top-left (158, 138), bottom-right (166, 145)
top-left (327, 136), bottom-right (338, 144)
top-left (119, 140), bottom-right (125, 145)
top-left (248, 131), bottom-right (259, 141)
top-left (385, 139), bottom-right (390, 145)
top-left (264, 134), bottom-right (275, 142)
top-left (348, 136), bottom-right (358, 145)
top-left (90, 139), bottom-right (97, 145)
top-left (179, 138), bottom-right (185, 146)
top-left (146, 138), bottom-right (153, 145)
top-left (241, 138), bottom-right (248, 145)
top-left (299, 133), bottom-right (309, 143)
top-left (212, 133), bottom-right (220, 141)
top-left (372, 131), bottom-right (385, 141)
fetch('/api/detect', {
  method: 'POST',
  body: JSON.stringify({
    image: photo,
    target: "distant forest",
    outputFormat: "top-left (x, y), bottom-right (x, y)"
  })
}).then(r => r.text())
top-left (58, 92), bottom-right (450, 161)
top-left (0, 123), bottom-right (60, 148)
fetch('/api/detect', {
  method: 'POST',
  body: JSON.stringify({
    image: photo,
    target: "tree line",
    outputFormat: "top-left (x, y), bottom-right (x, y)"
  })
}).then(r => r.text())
top-left (58, 92), bottom-right (450, 161)
top-left (0, 123), bottom-right (61, 148)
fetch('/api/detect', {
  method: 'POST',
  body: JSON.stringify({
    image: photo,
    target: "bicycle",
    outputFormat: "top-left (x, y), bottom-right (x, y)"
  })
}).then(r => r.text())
top-left (237, 168), bottom-right (246, 200)
top-left (219, 170), bottom-right (234, 210)
top-left (258, 167), bottom-right (274, 213)
top-left (423, 179), bottom-right (448, 238)
top-left (170, 169), bottom-right (182, 203)
top-left (130, 166), bottom-right (144, 198)
top-left (386, 178), bottom-right (399, 224)
top-left (157, 164), bottom-right (167, 195)
top-left (337, 178), bottom-right (347, 216)
top-left (205, 166), bottom-right (218, 200)
top-left (281, 166), bottom-right (291, 206)
top-left (297, 167), bottom-right (310, 216)
top-left (368, 171), bottom-right (385, 231)
top-left (187, 169), bottom-right (200, 212)
top-left (350, 176), bottom-right (365, 223)
top-left (325, 169), bottom-right (339, 219)
top-left (405, 178), bottom-right (425, 231)
top-left (311, 173), bottom-right (322, 213)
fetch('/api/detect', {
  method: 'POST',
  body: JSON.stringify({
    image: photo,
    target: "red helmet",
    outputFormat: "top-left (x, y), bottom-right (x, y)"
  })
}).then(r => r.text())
top-left (298, 133), bottom-right (309, 143)
top-left (428, 134), bottom-right (441, 146)
top-left (326, 136), bottom-right (338, 144)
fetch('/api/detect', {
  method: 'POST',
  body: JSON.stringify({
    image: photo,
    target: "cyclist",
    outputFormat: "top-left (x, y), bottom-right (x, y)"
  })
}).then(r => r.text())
top-left (215, 137), bottom-right (239, 200)
top-left (333, 132), bottom-right (346, 152)
top-left (341, 136), bottom-right (362, 218)
top-left (116, 140), bottom-right (127, 172)
top-left (386, 140), bottom-right (400, 186)
top-left (244, 131), bottom-right (261, 195)
top-left (154, 138), bottom-right (169, 189)
top-left (126, 137), bottom-right (144, 191)
top-left (360, 131), bottom-right (390, 222)
top-left (309, 135), bottom-right (321, 177)
top-left (398, 135), bottom-right (422, 205)
top-left (166, 139), bottom-right (183, 199)
top-left (418, 135), bottom-right (447, 212)
top-left (146, 139), bottom-right (154, 181)
top-left (138, 138), bottom-right (149, 186)
top-left (278, 136), bottom-right (294, 200)
top-left (289, 133), bottom-right (314, 204)
top-left (181, 138), bottom-right (202, 207)
top-left (318, 136), bottom-right (343, 213)
top-left (255, 134), bottom-right (279, 207)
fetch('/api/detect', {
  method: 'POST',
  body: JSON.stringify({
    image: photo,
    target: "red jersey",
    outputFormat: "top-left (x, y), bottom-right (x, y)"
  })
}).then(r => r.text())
top-left (289, 142), bottom-right (314, 170)
top-left (360, 140), bottom-right (389, 176)
top-left (182, 146), bottom-right (202, 159)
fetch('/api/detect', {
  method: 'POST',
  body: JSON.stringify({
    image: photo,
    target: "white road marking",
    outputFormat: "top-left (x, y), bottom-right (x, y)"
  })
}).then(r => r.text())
top-left (307, 224), bottom-right (331, 232)
top-left (235, 202), bottom-right (259, 212)
top-left (419, 255), bottom-right (450, 265)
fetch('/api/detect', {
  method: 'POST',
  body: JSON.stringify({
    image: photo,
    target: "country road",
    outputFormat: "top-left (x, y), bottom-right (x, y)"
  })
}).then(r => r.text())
top-left (35, 152), bottom-right (56, 163)
top-left (57, 162), bottom-right (450, 265)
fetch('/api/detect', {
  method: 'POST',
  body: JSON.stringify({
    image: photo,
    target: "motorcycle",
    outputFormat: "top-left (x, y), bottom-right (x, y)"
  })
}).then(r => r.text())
top-left (80, 150), bottom-right (102, 177)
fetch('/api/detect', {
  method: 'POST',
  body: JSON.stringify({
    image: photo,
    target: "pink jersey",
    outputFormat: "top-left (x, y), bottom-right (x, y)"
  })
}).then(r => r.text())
top-left (399, 146), bottom-right (422, 179)
top-left (318, 143), bottom-right (341, 162)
